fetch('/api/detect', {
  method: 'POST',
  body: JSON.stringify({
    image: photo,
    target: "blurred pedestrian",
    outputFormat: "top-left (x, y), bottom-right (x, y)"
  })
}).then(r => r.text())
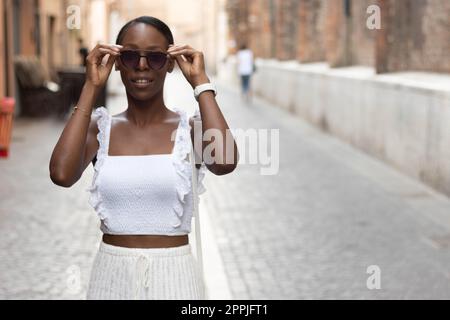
top-left (78, 38), bottom-right (89, 67)
top-left (237, 43), bottom-right (254, 104)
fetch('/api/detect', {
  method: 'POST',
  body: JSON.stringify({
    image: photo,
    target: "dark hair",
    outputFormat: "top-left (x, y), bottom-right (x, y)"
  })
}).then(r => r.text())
top-left (115, 16), bottom-right (174, 47)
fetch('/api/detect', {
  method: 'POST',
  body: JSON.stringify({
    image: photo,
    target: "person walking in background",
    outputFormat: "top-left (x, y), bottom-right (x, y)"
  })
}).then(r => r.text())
top-left (78, 38), bottom-right (89, 67)
top-left (237, 44), bottom-right (254, 104)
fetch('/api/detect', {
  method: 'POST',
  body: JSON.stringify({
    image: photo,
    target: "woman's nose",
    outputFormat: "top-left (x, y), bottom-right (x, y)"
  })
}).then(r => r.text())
top-left (137, 56), bottom-right (150, 70)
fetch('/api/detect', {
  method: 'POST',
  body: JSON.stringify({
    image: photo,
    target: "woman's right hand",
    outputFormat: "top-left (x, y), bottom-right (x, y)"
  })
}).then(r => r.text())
top-left (85, 44), bottom-right (122, 88)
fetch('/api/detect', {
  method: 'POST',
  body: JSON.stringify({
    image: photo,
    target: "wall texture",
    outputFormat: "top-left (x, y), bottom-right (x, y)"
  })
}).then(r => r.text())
top-left (376, 0), bottom-right (450, 73)
top-left (226, 0), bottom-right (450, 73)
top-left (250, 60), bottom-right (450, 196)
top-left (297, 0), bottom-right (326, 63)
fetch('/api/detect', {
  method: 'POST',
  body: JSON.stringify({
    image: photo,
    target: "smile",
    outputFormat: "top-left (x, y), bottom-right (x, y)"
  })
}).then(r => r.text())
top-left (131, 78), bottom-right (154, 88)
top-left (132, 79), bottom-right (152, 84)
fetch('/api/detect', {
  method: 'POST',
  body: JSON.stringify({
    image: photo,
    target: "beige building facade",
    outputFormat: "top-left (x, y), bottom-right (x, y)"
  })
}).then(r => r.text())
top-left (1, 0), bottom-right (228, 112)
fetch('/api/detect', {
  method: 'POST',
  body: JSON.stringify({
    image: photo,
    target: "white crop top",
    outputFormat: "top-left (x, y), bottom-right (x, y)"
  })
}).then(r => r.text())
top-left (86, 106), bottom-right (207, 235)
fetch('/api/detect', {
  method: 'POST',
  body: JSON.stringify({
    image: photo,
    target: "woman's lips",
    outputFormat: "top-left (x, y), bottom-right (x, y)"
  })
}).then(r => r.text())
top-left (131, 78), bottom-right (154, 88)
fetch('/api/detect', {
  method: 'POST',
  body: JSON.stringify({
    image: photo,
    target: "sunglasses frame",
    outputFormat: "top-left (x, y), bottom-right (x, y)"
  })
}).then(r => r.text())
top-left (119, 49), bottom-right (169, 70)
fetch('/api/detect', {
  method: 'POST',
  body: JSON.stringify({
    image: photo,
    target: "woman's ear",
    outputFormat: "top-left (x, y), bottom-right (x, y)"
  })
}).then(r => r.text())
top-left (167, 58), bottom-right (175, 73)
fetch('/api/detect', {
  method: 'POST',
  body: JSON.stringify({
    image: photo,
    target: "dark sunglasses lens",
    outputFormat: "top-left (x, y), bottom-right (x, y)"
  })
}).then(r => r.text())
top-left (147, 52), bottom-right (167, 70)
top-left (120, 51), bottom-right (139, 69)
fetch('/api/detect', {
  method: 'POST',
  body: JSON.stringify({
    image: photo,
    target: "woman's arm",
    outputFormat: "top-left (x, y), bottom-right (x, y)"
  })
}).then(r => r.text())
top-left (49, 44), bottom-right (121, 187)
top-left (169, 44), bottom-right (239, 175)
top-left (49, 83), bottom-right (100, 187)
top-left (196, 90), bottom-right (239, 175)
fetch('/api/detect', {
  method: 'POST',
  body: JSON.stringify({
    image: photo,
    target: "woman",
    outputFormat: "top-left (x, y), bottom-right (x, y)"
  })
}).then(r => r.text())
top-left (49, 16), bottom-right (238, 300)
top-left (237, 44), bottom-right (254, 104)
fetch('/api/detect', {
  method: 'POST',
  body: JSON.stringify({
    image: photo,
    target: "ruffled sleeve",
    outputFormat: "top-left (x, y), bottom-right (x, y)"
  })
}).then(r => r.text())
top-left (192, 108), bottom-right (207, 194)
top-left (171, 107), bottom-right (207, 228)
top-left (86, 107), bottom-right (110, 222)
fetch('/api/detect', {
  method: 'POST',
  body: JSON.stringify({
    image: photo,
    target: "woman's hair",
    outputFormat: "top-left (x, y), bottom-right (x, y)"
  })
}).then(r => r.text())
top-left (115, 16), bottom-right (174, 47)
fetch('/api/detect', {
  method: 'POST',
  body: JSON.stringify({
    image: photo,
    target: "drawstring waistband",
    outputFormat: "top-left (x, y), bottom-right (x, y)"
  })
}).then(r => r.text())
top-left (99, 241), bottom-right (191, 257)
top-left (135, 255), bottom-right (152, 300)
top-left (98, 241), bottom-right (192, 300)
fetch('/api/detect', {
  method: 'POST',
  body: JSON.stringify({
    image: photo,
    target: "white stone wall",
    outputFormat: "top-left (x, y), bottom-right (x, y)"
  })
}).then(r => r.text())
top-left (220, 58), bottom-right (450, 196)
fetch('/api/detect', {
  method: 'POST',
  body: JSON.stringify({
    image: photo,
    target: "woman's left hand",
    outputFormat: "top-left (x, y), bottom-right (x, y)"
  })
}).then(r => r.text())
top-left (167, 44), bottom-right (210, 88)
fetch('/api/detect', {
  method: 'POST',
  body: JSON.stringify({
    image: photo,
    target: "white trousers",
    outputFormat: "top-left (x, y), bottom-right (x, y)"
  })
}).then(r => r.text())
top-left (87, 241), bottom-right (205, 300)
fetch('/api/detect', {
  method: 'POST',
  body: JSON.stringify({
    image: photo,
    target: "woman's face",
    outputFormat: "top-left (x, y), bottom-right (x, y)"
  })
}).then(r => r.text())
top-left (116, 23), bottom-right (174, 101)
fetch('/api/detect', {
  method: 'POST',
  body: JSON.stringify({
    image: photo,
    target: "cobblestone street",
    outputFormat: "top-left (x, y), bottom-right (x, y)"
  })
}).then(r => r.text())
top-left (0, 116), bottom-right (100, 299)
top-left (206, 80), bottom-right (450, 299)
top-left (1, 73), bottom-right (450, 299)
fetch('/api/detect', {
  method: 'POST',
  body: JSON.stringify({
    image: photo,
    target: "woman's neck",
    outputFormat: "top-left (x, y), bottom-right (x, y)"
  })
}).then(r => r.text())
top-left (124, 91), bottom-right (170, 127)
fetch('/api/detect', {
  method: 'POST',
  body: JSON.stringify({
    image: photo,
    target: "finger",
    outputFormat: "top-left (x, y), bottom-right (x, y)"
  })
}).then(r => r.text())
top-left (98, 44), bottom-right (123, 52)
top-left (168, 44), bottom-right (194, 51)
top-left (167, 48), bottom-right (201, 55)
top-left (167, 44), bottom-right (187, 51)
top-left (174, 54), bottom-right (189, 70)
top-left (99, 48), bottom-right (121, 57)
top-left (168, 49), bottom-right (198, 63)
top-left (89, 44), bottom-right (122, 59)
top-left (193, 51), bottom-right (205, 69)
top-left (167, 45), bottom-right (191, 55)
top-left (168, 48), bottom-right (196, 56)
top-left (90, 44), bottom-right (121, 59)
top-left (104, 53), bottom-right (117, 70)
top-left (173, 50), bottom-right (202, 65)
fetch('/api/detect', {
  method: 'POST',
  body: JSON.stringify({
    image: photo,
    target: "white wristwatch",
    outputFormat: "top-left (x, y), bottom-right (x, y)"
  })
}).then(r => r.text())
top-left (194, 82), bottom-right (217, 101)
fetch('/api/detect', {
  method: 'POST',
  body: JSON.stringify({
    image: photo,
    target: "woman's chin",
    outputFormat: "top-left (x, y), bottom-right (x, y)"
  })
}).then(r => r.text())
top-left (128, 90), bottom-right (157, 101)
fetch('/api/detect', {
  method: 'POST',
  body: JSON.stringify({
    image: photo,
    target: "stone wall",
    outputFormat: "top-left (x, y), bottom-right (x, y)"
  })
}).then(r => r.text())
top-left (249, 60), bottom-right (450, 196)
top-left (226, 0), bottom-right (450, 73)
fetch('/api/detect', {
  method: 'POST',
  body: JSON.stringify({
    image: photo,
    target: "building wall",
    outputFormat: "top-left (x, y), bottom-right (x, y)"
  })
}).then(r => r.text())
top-left (221, 0), bottom-right (450, 196)
top-left (1, 0), bottom-right (109, 114)
top-left (297, 0), bottom-right (326, 63)
top-left (418, 0), bottom-right (450, 73)
top-left (275, 0), bottom-right (298, 60)
top-left (3, 0), bottom-right (16, 99)
top-left (250, 60), bottom-right (450, 196)
top-left (38, 0), bottom-right (97, 77)
top-left (6, 0), bottom-right (223, 108)
top-left (350, 0), bottom-right (376, 66)
top-left (377, 0), bottom-right (450, 73)
top-left (0, 1), bottom-right (5, 99)
top-left (111, 0), bottom-right (166, 23)
top-left (19, 0), bottom-right (38, 56)
top-left (254, 0), bottom-right (274, 59)
top-left (226, 0), bottom-right (450, 73)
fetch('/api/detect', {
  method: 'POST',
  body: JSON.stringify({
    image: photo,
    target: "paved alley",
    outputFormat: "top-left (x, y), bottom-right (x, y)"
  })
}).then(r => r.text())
top-left (1, 72), bottom-right (450, 299)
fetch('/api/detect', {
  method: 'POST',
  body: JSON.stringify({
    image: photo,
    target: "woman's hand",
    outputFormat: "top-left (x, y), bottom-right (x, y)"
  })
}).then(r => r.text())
top-left (85, 44), bottom-right (122, 88)
top-left (167, 44), bottom-right (210, 88)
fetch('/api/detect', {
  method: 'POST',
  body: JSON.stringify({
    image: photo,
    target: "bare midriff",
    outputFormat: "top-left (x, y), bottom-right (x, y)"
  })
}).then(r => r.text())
top-left (102, 234), bottom-right (189, 248)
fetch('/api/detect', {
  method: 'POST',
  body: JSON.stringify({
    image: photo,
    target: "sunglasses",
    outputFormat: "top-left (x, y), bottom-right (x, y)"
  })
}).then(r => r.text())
top-left (119, 50), bottom-right (168, 70)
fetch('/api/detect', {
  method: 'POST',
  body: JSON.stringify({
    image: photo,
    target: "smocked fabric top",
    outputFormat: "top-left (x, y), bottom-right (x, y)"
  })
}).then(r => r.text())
top-left (85, 106), bottom-right (207, 235)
